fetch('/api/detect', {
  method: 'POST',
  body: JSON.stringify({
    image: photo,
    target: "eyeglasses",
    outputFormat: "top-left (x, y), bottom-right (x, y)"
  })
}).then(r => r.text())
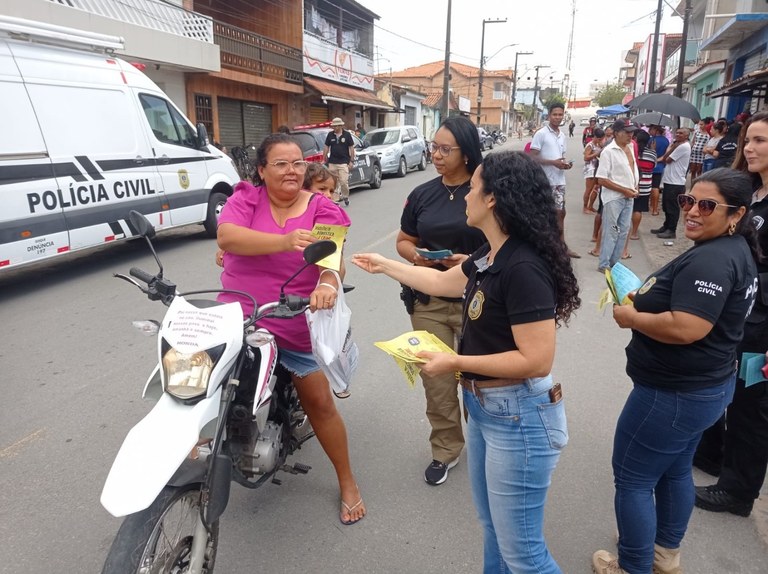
top-left (267, 160), bottom-right (309, 173)
top-left (677, 194), bottom-right (737, 216)
top-left (429, 142), bottom-right (461, 156)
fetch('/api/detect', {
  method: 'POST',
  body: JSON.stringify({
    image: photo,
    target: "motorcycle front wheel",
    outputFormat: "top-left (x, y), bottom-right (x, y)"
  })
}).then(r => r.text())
top-left (102, 483), bottom-right (218, 574)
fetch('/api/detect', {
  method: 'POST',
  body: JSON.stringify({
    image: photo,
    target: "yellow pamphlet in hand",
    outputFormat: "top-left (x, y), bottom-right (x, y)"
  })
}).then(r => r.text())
top-left (311, 224), bottom-right (348, 271)
top-left (374, 330), bottom-right (456, 388)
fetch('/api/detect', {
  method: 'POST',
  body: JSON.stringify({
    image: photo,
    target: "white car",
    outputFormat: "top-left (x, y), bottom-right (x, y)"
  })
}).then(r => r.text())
top-left (363, 126), bottom-right (427, 177)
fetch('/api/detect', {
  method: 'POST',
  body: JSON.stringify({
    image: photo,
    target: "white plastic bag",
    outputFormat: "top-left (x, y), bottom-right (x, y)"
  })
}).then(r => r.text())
top-left (306, 271), bottom-right (358, 394)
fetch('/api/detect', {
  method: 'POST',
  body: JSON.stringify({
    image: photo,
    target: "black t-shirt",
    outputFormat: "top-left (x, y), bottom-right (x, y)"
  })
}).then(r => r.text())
top-left (458, 239), bottom-right (556, 380)
top-left (324, 129), bottom-right (354, 164)
top-left (626, 234), bottom-right (757, 391)
top-left (714, 137), bottom-right (738, 168)
top-left (400, 176), bottom-right (486, 270)
top-left (742, 196), bottom-right (768, 350)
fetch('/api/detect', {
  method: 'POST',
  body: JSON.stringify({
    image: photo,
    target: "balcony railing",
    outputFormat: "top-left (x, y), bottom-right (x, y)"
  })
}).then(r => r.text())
top-left (214, 22), bottom-right (303, 85)
top-left (48, 0), bottom-right (213, 42)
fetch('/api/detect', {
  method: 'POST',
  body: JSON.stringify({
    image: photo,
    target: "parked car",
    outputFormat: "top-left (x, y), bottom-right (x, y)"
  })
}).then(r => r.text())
top-left (363, 126), bottom-right (427, 177)
top-left (477, 127), bottom-right (494, 151)
top-left (291, 123), bottom-right (382, 190)
top-left (579, 117), bottom-right (592, 126)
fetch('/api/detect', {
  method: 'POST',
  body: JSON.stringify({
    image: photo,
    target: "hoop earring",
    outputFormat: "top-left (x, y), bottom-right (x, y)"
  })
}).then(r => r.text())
top-left (729, 221), bottom-right (737, 236)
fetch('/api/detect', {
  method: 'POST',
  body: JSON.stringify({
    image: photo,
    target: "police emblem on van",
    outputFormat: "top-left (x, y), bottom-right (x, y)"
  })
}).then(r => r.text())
top-left (178, 169), bottom-right (190, 190)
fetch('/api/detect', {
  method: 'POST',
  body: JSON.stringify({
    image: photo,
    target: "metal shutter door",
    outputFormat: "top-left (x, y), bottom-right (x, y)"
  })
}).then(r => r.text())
top-left (243, 102), bottom-right (272, 147)
top-left (310, 105), bottom-right (330, 124)
top-left (218, 98), bottom-right (244, 149)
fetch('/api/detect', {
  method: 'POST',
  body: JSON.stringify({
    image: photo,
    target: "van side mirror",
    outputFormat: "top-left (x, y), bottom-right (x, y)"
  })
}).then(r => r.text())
top-left (196, 122), bottom-right (209, 149)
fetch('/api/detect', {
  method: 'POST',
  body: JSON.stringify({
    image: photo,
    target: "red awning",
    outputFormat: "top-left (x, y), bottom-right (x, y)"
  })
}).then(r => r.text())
top-left (304, 77), bottom-right (397, 111)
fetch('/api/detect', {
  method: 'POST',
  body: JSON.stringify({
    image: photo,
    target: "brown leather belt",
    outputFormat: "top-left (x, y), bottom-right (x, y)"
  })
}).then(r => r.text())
top-left (459, 376), bottom-right (525, 400)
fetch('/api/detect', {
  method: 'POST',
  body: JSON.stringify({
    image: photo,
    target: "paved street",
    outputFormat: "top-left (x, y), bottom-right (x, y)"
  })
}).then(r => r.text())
top-left (1, 136), bottom-right (766, 573)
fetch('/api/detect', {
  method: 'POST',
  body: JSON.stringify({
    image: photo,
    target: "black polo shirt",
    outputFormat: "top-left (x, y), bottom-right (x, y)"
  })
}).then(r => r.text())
top-left (325, 129), bottom-right (354, 164)
top-left (627, 234), bottom-right (757, 391)
top-left (459, 238), bottom-right (556, 381)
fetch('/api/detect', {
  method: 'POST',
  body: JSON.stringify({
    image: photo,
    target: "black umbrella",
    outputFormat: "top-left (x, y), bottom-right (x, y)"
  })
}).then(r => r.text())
top-left (628, 93), bottom-right (701, 122)
top-left (632, 112), bottom-right (674, 127)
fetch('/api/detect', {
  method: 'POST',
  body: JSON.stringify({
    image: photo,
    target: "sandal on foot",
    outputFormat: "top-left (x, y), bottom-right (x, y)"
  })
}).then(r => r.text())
top-left (333, 389), bottom-right (351, 399)
top-left (340, 498), bottom-right (365, 525)
top-left (629, 235), bottom-right (640, 240)
top-left (622, 253), bottom-right (632, 259)
top-left (588, 249), bottom-right (599, 257)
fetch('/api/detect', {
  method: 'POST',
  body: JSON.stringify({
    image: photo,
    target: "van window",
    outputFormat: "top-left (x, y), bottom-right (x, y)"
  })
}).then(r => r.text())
top-left (140, 94), bottom-right (197, 149)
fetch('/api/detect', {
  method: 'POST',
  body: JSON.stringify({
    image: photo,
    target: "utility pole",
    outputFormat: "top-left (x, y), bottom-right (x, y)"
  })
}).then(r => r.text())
top-left (531, 64), bottom-right (550, 124)
top-left (648, 0), bottom-right (663, 93)
top-left (442, 0), bottom-right (452, 121)
top-left (564, 0), bottom-right (576, 99)
top-left (476, 18), bottom-right (506, 127)
top-left (675, 0), bottom-right (692, 99)
top-left (510, 50), bottom-right (533, 133)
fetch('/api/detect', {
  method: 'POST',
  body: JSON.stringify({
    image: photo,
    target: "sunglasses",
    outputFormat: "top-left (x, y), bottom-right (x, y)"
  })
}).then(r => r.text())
top-left (677, 194), bottom-right (737, 216)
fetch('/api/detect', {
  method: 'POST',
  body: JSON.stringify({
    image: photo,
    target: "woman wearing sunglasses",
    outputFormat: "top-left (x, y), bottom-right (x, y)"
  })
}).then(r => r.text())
top-left (395, 116), bottom-right (486, 486)
top-left (592, 167), bottom-right (759, 574)
top-left (694, 111), bottom-right (768, 521)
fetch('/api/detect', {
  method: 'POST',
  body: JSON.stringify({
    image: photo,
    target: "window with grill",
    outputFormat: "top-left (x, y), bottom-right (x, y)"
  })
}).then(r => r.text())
top-left (195, 94), bottom-right (213, 139)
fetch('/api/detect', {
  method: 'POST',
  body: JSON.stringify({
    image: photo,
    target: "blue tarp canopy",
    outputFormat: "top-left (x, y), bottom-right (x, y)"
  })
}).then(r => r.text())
top-left (596, 104), bottom-right (629, 116)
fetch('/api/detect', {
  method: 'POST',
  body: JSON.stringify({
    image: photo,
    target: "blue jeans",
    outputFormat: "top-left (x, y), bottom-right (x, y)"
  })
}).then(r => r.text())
top-left (702, 158), bottom-right (715, 173)
top-left (464, 376), bottom-right (567, 574)
top-left (599, 197), bottom-right (633, 270)
top-left (613, 377), bottom-right (736, 573)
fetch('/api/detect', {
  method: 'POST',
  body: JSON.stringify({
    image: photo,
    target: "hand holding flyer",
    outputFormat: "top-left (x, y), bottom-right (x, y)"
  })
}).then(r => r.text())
top-left (599, 262), bottom-right (643, 309)
top-left (374, 330), bottom-right (456, 388)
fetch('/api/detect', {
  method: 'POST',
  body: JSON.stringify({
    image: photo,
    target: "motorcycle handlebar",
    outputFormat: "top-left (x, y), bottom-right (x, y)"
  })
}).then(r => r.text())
top-left (129, 267), bottom-right (155, 284)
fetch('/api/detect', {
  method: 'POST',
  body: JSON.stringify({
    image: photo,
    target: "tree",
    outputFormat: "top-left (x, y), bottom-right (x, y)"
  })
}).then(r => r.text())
top-left (543, 92), bottom-right (566, 110)
top-left (595, 83), bottom-right (627, 107)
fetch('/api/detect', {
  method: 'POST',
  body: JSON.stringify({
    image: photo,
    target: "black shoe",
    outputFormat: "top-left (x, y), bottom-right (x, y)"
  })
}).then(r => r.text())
top-left (650, 226), bottom-right (666, 234)
top-left (656, 230), bottom-right (676, 239)
top-left (693, 454), bottom-right (721, 477)
top-left (424, 459), bottom-right (458, 485)
top-left (695, 485), bottom-right (753, 517)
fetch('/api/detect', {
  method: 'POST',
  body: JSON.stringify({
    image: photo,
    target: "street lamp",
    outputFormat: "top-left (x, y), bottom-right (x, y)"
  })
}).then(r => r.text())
top-left (476, 18), bottom-right (506, 127)
top-left (510, 51), bottom-right (533, 132)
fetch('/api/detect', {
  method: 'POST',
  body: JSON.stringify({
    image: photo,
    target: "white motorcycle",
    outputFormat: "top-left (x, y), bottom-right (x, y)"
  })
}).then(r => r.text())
top-left (100, 211), bottom-right (338, 574)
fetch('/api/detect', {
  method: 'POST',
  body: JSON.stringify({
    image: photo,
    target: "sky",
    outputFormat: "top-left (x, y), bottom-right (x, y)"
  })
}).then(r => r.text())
top-left (356, 0), bottom-right (684, 98)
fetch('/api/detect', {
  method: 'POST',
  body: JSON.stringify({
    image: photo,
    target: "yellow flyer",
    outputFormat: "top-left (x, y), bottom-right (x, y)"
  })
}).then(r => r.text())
top-left (374, 330), bottom-right (456, 388)
top-left (310, 224), bottom-right (348, 271)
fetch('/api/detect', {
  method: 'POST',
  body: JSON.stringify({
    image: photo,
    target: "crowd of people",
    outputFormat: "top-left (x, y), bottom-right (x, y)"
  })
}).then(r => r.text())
top-left (208, 108), bottom-right (767, 573)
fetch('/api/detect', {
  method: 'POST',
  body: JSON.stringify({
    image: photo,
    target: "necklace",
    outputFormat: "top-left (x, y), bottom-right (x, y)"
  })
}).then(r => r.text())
top-left (442, 180), bottom-right (467, 201)
top-left (754, 185), bottom-right (768, 204)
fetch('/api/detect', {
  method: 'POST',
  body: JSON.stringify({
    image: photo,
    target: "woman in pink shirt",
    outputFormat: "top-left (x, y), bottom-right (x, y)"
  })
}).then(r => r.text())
top-left (217, 134), bottom-right (365, 525)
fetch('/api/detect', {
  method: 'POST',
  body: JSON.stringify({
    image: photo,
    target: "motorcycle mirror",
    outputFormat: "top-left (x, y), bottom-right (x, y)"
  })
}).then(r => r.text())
top-left (128, 210), bottom-right (156, 239)
top-left (303, 240), bottom-right (336, 264)
top-left (279, 240), bottom-right (337, 303)
top-left (128, 210), bottom-right (164, 278)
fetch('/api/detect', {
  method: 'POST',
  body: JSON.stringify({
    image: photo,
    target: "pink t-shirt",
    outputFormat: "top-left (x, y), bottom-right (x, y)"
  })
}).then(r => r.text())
top-left (217, 182), bottom-right (350, 352)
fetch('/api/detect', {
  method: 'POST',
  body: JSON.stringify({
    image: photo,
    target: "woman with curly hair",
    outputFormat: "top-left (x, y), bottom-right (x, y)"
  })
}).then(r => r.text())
top-left (353, 150), bottom-right (580, 573)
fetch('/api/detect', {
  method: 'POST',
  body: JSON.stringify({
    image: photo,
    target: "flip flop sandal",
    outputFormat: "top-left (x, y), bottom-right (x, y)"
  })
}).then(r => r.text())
top-left (333, 389), bottom-right (351, 399)
top-left (588, 249), bottom-right (599, 257)
top-left (340, 498), bottom-right (365, 525)
top-left (622, 253), bottom-right (632, 259)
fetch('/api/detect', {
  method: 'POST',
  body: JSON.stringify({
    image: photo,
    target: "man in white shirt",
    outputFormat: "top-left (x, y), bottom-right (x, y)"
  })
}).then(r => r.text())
top-left (652, 128), bottom-right (692, 239)
top-left (530, 102), bottom-right (580, 258)
top-left (595, 120), bottom-right (640, 272)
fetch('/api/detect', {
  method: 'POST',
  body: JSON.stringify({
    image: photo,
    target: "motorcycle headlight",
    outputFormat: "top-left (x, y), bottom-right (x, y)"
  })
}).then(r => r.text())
top-left (161, 341), bottom-right (226, 401)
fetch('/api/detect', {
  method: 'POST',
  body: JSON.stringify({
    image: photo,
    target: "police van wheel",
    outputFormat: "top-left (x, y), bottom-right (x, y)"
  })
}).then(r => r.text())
top-left (204, 192), bottom-right (228, 238)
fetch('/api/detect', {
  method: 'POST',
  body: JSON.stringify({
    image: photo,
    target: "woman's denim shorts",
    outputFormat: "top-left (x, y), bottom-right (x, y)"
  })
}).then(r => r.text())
top-left (279, 348), bottom-right (321, 378)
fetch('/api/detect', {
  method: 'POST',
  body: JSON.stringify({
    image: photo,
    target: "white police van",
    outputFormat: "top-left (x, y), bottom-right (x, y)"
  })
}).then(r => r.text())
top-left (0, 17), bottom-right (239, 272)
